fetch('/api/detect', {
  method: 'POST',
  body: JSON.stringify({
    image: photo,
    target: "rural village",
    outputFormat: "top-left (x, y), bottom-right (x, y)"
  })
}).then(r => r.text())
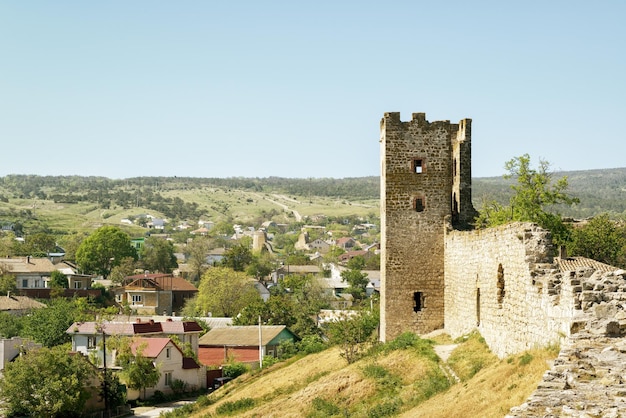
top-left (1, 113), bottom-right (626, 417)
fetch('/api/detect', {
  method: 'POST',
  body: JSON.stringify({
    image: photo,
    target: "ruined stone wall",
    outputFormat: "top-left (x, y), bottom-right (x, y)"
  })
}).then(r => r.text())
top-left (380, 112), bottom-right (473, 341)
top-left (444, 222), bottom-right (580, 357)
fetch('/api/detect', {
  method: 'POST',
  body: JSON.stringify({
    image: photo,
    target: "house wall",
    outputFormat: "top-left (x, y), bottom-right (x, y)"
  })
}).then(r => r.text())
top-left (127, 342), bottom-right (205, 400)
top-left (380, 112), bottom-right (474, 341)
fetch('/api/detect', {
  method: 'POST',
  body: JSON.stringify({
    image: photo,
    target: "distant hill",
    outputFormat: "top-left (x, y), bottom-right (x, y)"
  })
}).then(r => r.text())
top-left (473, 167), bottom-right (626, 219)
top-left (0, 167), bottom-right (623, 236)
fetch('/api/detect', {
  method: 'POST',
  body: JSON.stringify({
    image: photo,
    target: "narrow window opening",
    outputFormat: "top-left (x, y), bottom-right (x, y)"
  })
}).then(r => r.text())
top-left (413, 292), bottom-right (423, 312)
top-left (476, 288), bottom-right (481, 326)
top-left (497, 264), bottom-right (505, 306)
top-left (414, 196), bottom-right (425, 212)
top-left (412, 158), bottom-right (424, 174)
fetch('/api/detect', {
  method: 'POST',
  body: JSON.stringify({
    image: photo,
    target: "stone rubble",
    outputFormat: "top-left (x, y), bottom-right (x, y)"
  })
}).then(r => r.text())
top-left (508, 269), bottom-right (626, 417)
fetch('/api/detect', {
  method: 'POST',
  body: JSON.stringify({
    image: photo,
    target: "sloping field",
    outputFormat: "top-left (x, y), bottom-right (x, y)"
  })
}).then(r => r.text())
top-left (183, 334), bottom-right (556, 418)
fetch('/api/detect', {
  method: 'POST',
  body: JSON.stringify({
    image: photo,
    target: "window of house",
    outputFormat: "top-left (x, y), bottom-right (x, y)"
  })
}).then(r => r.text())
top-left (132, 294), bottom-right (142, 304)
top-left (164, 372), bottom-right (173, 387)
top-left (34, 280), bottom-right (40, 288)
top-left (413, 292), bottom-right (423, 312)
top-left (412, 158), bottom-right (425, 174)
top-left (414, 196), bottom-right (425, 212)
top-left (22, 279), bottom-right (28, 288)
top-left (115, 294), bottom-right (122, 302)
top-left (166, 347), bottom-right (171, 359)
top-left (74, 281), bottom-right (82, 289)
top-left (87, 336), bottom-right (97, 349)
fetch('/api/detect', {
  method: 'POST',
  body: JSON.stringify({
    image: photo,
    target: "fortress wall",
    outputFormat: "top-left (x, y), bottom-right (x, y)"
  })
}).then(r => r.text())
top-left (444, 222), bottom-right (577, 357)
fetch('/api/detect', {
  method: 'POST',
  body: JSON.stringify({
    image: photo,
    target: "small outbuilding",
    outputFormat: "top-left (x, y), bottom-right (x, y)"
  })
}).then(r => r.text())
top-left (198, 325), bottom-right (297, 367)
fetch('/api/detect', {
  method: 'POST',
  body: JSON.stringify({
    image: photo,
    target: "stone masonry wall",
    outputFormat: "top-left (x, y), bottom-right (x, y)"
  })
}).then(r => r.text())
top-left (445, 222), bottom-right (579, 358)
top-left (380, 112), bottom-right (472, 341)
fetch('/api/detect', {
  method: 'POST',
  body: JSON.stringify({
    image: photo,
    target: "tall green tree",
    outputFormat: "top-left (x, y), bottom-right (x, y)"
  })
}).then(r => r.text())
top-left (221, 243), bottom-right (253, 271)
top-left (0, 345), bottom-right (96, 418)
top-left (75, 226), bottom-right (137, 279)
top-left (341, 256), bottom-right (369, 302)
top-left (22, 298), bottom-right (91, 347)
top-left (140, 236), bottom-right (178, 273)
top-left (569, 214), bottom-right (626, 268)
top-left (184, 236), bottom-right (212, 281)
top-left (476, 154), bottom-right (579, 245)
top-left (187, 267), bottom-right (260, 317)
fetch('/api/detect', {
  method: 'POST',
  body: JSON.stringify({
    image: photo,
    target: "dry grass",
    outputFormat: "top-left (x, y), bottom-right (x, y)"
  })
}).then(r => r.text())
top-left (184, 333), bottom-right (557, 418)
top-left (401, 348), bottom-right (556, 418)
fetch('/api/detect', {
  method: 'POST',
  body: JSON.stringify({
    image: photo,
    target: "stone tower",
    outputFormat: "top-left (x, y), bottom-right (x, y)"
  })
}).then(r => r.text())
top-left (380, 112), bottom-right (476, 341)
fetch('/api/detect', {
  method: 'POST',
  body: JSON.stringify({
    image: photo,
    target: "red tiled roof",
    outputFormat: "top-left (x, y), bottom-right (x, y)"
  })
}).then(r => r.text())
top-left (557, 257), bottom-right (618, 273)
top-left (131, 337), bottom-right (173, 358)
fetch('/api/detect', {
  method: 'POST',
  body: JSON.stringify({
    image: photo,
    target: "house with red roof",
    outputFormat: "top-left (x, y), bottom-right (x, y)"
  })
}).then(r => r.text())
top-left (126, 337), bottom-right (204, 400)
top-left (67, 318), bottom-right (204, 366)
top-left (66, 319), bottom-right (206, 400)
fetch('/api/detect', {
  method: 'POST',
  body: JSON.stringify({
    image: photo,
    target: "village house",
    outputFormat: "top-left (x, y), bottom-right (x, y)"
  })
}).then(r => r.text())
top-left (67, 318), bottom-right (204, 365)
top-left (198, 325), bottom-right (298, 367)
top-left (113, 273), bottom-right (198, 315)
top-left (0, 256), bottom-right (98, 299)
top-left (127, 337), bottom-right (204, 400)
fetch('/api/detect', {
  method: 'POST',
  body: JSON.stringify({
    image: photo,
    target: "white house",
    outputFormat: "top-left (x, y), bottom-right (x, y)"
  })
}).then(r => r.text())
top-left (127, 337), bottom-right (205, 400)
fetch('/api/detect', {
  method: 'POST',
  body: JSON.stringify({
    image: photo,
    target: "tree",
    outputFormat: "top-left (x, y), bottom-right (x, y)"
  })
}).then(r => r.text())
top-left (221, 243), bottom-right (253, 271)
top-left (49, 270), bottom-right (68, 288)
top-left (75, 226), bottom-right (138, 279)
top-left (109, 256), bottom-right (138, 284)
top-left (476, 154), bottom-right (579, 245)
top-left (0, 270), bottom-right (16, 295)
top-left (324, 309), bottom-right (379, 364)
top-left (23, 232), bottom-right (57, 256)
top-left (0, 345), bottom-right (96, 417)
top-left (140, 236), bottom-right (178, 273)
top-left (341, 256), bottom-right (369, 302)
top-left (22, 298), bottom-right (91, 347)
top-left (184, 236), bottom-right (212, 282)
top-left (58, 232), bottom-right (88, 262)
top-left (569, 214), bottom-right (626, 268)
top-left (49, 270), bottom-right (68, 298)
top-left (246, 252), bottom-right (275, 280)
top-left (117, 340), bottom-right (161, 400)
top-left (0, 311), bottom-right (22, 338)
top-left (189, 267), bottom-right (261, 317)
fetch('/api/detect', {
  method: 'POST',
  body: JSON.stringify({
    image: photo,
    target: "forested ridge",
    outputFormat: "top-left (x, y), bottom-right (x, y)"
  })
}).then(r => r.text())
top-left (0, 167), bottom-right (625, 219)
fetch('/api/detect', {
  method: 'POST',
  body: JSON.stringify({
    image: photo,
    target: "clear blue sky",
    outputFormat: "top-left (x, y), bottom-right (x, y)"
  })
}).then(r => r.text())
top-left (1, 1), bottom-right (624, 179)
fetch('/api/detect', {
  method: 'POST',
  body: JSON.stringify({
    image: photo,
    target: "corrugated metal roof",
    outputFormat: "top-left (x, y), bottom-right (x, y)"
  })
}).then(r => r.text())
top-left (199, 325), bottom-right (289, 346)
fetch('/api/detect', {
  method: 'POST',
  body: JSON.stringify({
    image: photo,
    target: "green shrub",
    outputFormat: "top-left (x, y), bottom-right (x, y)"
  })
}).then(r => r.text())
top-left (414, 368), bottom-right (451, 403)
top-left (368, 399), bottom-right (401, 417)
top-left (215, 397), bottom-right (255, 415)
top-left (222, 361), bottom-right (249, 379)
top-left (307, 397), bottom-right (341, 417)
top-left (298, 335), bottom-right (327, 354)
top-left (518, 353), bottom-right (533, 366)
top-left (363, 363), bottom-right (389, 379)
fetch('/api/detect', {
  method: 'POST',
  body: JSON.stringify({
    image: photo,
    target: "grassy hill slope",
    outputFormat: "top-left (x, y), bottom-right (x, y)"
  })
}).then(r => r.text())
top-left (166, 333), bottom-right (557, 418)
